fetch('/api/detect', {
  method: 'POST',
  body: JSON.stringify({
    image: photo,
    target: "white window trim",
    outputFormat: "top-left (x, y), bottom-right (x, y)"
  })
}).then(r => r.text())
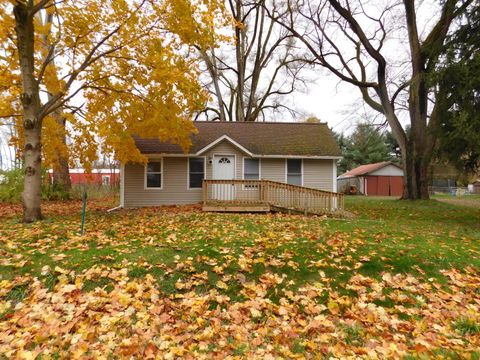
top-left (285, 158), bottom-right (303, 186)
top-left (187, 156), bottom-right (206, 190)
top-left (242, 157), bottom-right (261, 189)
top-left (102, 175), bottom-right (111, 185)
top-left (144, 158), bottom-right (163, 190)
top-left (212, 154), bottom-right (237, 180)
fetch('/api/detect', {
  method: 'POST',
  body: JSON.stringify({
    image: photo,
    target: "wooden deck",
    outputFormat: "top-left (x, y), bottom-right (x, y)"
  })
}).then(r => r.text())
top-left (202, 180), bottom-right (344, 215)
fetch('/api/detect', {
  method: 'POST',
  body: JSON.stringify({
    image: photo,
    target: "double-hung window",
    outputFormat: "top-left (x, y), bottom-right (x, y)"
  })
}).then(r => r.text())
top-left (102, 175), bottom-right (110, 186)
top-left (287, 159), bottom-right (302, 185)
top-left (146, 161), bottom-right (162, 188)
top-left (189, 157), bottom-right (205, 189)
top-left (243, 158), bottom-right (260, 188)
top-left (244, 158), bottom-right (260, 180)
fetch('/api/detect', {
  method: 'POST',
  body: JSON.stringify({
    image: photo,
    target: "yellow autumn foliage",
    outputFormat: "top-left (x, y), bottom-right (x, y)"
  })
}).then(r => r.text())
top-left (0, 0), bottom-right (228, 168)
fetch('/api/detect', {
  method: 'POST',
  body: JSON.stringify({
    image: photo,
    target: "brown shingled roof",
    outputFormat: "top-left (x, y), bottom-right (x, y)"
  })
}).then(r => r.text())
top-left (134, 122), bottom-right (341, 157)
top-left (339, 162), bottom-right (402, 178)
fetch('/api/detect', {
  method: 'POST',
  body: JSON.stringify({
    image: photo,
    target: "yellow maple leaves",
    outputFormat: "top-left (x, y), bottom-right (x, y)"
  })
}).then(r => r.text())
top-left (1, 199), bottom-right (480, 357)
top-left (0, 0), bottom-right (228, 170)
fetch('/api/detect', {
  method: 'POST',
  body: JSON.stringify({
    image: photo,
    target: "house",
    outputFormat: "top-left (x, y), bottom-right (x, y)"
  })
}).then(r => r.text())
top-left (120, 121), bottom-right (342, 213)
top-left (48, 168), bottom-right (120, 186)
top-left (337, 161), bottom-right (404, 196)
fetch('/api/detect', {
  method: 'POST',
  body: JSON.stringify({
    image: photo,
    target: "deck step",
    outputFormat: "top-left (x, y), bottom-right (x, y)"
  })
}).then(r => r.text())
top-left (203, 205), bottom-right (271, 212)
top-left (270, 205), bottom-right (329, 216)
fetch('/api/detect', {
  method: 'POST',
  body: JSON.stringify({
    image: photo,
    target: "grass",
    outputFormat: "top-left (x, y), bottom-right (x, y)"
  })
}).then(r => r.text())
top-left (1, 196), bottom-right (479, 296)
top-left (454, 318), bottom-right (480, 336)
top-left (0, 196), bottom-right (479, 357)
top-left (342, 324), bottom-right (365, 346)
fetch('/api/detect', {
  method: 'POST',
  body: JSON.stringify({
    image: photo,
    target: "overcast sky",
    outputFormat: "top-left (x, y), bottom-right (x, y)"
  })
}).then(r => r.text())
top-left (0, 0), bottom-right (442, 169)
top-left (293, 72), bottom-right (361, 133)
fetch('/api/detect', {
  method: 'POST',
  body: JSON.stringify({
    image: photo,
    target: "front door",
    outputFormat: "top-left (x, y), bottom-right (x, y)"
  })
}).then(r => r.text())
top-left (213, 155), bottom-right (235, 200)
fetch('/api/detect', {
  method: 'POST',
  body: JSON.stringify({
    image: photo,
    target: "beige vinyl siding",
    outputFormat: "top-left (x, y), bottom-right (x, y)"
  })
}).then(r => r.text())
top-left (261, 158), bottom-right (333, 191)
top-left (260, 158), bottom-right (285, 183)
top-left (303, 159), bottom-right (334, 191)
top-left (124, 157), bottom-right (202, 208)
top-left (123, 139), bottom-right (336, 207)
top-left (123, 140), bottom-right (247, 208)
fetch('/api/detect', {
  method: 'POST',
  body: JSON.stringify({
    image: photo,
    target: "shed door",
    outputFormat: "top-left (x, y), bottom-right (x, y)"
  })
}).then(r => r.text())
top-left (389, 176), bottom-right (404, 196)
top-left (367, 175), bottom-right (404, 196)
top-left (366, 176), bottom-right (378, 196)
top-left (213, 155), bottom-right (235, 200)
top-left (377, 176), bottom-right (389, 195)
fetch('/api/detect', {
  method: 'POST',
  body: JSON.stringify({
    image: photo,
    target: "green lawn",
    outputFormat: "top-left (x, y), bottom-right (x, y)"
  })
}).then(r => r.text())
top-left (0, 196), bottom-right (479, 358)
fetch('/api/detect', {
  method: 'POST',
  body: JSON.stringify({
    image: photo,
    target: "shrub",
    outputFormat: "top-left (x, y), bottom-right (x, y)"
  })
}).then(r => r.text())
top-left (70, 184), bottom-right (119, 200)
top-left (0, 168), bottom-right (24, 202)
top-left (0, 168), bottom-right (71, 202)
top-left (41, 183), bottom-right (71, 201)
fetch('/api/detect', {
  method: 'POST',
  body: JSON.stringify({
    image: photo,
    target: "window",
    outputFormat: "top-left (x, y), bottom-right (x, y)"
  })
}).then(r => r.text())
top-left (146, 161), bottom-right (162, 188)
top-left (244, 158), bottom-right (260, 180)
top-left (102, 175), bottom-right (110, 186)
top-left (244, 158), bottom-right (260, 189)
top-left (189, 157), bottom-right (205, 188)
top-left (287, 159), bottom-right (302, 185)
top-left (218, 157), bottom-right (231, 164)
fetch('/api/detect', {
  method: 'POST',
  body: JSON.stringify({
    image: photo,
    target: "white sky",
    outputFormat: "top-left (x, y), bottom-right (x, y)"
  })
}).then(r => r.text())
top-left (291, 72), bottom-right (361, 133)
top-left (0, 0), bottom-right (443, 169)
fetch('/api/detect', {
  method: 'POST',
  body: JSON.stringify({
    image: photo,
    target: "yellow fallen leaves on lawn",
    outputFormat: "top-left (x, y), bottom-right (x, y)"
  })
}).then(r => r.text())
top-left (0, 267), bottom-right (479, 358)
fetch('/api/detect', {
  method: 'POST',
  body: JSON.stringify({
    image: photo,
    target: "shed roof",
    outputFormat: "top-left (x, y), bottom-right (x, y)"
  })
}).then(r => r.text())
top-left (134, 121), bottom-right (341, 157)
top-left (339, 162), bottom-right (402, 178)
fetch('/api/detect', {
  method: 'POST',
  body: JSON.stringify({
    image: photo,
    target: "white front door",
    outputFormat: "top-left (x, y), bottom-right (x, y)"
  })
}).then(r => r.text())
top-left (213, 155), bottom-right (235, 200)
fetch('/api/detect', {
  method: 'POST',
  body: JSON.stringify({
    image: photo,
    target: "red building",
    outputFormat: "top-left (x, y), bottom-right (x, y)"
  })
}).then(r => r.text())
top-left (48, 168), bottom-right (120, 186)
top-left (337, 162), bottom-right (404, 196)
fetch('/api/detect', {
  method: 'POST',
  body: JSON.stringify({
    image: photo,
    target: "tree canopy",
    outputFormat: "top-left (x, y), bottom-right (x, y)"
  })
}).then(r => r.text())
top-left (336, 124), bottom-right (393, 174)
top-left (433, 4), bottom-right (480, 174)
top-left (0, 0), bottom-right (225, 221)
top-left (193, 0), bottom-right (308, 122)
top-left (270, 0), bottom-right (475, 199)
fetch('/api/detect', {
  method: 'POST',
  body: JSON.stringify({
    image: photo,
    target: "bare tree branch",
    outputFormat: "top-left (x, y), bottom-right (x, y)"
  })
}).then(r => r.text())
top-left (197, 0), bottom-right (310, 122)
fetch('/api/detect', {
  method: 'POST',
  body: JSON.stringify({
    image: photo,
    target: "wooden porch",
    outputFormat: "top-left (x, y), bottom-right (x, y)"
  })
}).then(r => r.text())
top-left (202, 179), bottom-right (344, 215)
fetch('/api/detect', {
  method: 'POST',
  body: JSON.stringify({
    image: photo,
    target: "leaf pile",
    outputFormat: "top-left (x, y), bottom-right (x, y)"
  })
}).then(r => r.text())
top-left (1, 267), bottom-right (479, 358)
top-left (0, 197), bottom-right (479, 358)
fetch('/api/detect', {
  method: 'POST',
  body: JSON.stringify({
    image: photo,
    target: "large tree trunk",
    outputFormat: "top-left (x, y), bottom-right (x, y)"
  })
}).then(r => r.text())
top-left (199, 49), bottom-right (227, 121)
top-left (403, 140), bottom-right (430, 200)
top-left (14, 4), bottom-right (43, 222)
top-left (402, 0), bottom-right (432, 200)
top-left (403, 77), bottom-right (431, 200)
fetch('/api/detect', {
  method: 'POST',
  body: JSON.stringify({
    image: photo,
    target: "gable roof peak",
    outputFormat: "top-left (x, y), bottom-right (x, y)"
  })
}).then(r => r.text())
top-left (340, 161), bottom-right (401, 178)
